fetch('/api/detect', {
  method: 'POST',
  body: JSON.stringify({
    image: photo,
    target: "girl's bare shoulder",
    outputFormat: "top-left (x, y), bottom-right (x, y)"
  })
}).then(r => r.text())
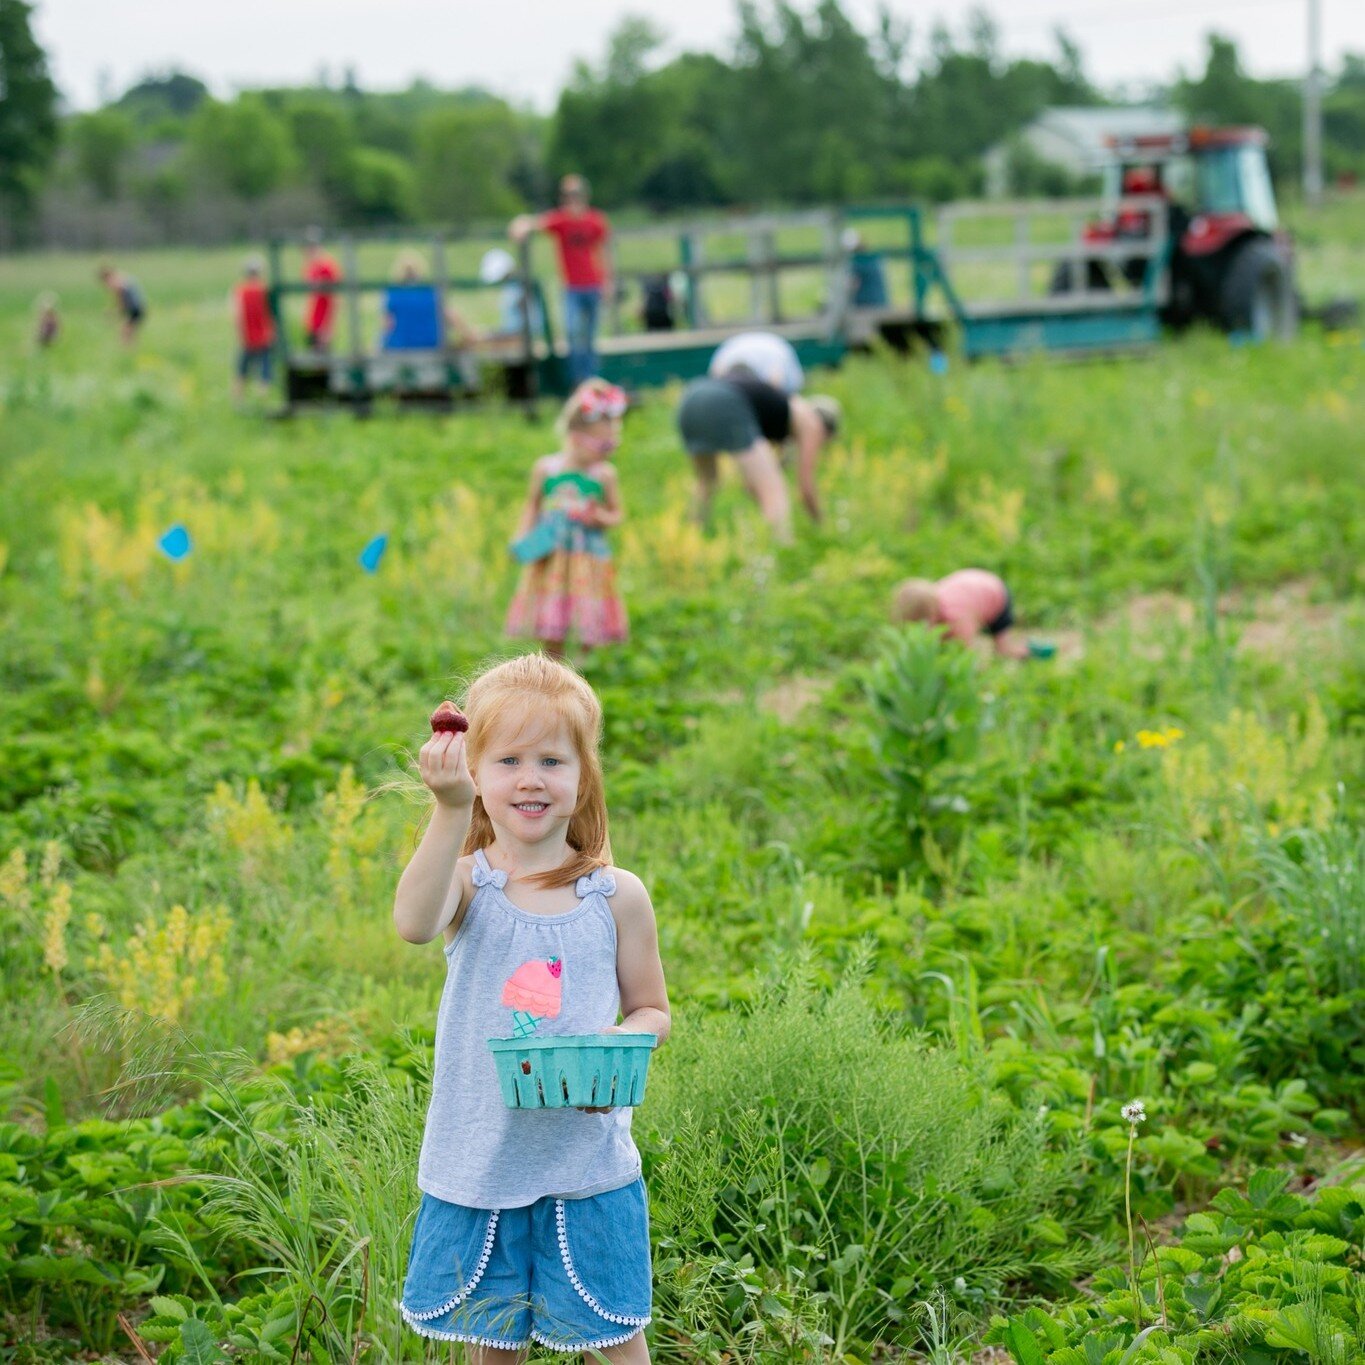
top-left (441, 854), bottom-right (480, 946)
top-left (602, 866), bottom-right (653, 922)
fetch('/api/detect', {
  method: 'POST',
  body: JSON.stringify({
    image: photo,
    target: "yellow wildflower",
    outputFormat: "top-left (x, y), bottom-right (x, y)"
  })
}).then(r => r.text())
top-left (1136, 727), bottom-right (1184, 750)
top-left (95, 902), bottom-right (233, 1023)
top-left (265, 1015), bottom-right (356, 1065)
top-left (43, 881), bottom-right (73, 975)
top-left (39, 841), bottom-right (62, 889)
top-left (1088, 468), bottom-right (1120, 507)
top-left (0, 848), bottom-right (30, 915)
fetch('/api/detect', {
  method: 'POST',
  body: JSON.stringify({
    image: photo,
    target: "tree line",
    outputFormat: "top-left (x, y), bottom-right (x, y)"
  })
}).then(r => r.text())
top-left (3, 0), bottom-right (1364, 248)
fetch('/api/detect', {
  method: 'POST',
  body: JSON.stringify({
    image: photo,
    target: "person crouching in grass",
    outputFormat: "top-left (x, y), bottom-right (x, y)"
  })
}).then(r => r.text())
top-left (892, 568), bottom-right (1031, 659)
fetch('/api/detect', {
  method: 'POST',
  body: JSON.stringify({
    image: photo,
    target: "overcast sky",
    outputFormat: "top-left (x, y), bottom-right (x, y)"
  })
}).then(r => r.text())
top-left (34, 0), bottom-right (1365, 113)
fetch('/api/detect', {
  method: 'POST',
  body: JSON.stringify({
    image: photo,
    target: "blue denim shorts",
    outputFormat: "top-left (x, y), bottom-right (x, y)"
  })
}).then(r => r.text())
top-left (400, 1177), bottom-right (651, 1352)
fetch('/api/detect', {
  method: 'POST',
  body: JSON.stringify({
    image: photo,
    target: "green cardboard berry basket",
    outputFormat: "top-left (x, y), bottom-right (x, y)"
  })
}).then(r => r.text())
top-left (487, 1033), bottom-right (658, 1109)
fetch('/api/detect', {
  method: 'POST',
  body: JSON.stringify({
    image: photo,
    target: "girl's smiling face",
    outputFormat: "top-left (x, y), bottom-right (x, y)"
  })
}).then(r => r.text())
top-left (473, 717), bottom-right (582, 845)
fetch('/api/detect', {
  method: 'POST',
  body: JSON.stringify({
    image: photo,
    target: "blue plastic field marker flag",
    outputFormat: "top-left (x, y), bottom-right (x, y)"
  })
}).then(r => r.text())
top-left (158, 524), bottom-right (192, 561)
top-left (929, 350), bottom-right (949, 376)
top-left (359, 533), bottom-right (388, 574)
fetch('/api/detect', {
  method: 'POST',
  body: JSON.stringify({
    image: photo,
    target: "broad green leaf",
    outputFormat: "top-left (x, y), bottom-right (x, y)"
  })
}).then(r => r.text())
top-left (1002, 1321), bottom-right (1048, 1365)
top-left (178, 1317), bottom-right (229, 1364)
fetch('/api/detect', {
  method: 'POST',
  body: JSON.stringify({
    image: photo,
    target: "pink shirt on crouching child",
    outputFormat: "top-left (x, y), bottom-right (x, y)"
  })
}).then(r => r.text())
top-left (934, 569), bottom-right (1009, 642)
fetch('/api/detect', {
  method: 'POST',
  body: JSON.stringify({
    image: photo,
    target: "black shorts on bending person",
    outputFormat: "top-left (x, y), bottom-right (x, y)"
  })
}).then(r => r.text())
top-left (677, 375), bottom-right (790, 456)
top-left (984, 590), bottom-right (1015, 636)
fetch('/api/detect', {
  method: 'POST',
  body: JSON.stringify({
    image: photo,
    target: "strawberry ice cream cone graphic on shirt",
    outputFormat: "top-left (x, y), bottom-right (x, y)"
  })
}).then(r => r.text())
top-left (502, 957), bottom-right (563, 1038)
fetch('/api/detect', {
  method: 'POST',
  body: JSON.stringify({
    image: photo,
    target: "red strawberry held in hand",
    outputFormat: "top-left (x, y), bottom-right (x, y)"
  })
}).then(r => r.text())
top-left (430, 701), bottom-right (469, 734)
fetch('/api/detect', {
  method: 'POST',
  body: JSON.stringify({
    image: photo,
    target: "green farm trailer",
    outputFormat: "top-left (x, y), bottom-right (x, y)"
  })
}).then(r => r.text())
top-left (264, 191), bottom-right (1192, 412)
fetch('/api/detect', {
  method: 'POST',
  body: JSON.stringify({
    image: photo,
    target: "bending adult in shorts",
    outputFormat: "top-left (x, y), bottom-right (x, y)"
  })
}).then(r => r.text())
top-left (302, 229), bottom-right (341, 351)
top-left (510, 174), bottom-right (611, 385)
top-left (677, 373), bottom-right (840, 544)
top-left (97, 265), bottom-right (145, 345)
top-left (708, 330), bottom-right (805, 394)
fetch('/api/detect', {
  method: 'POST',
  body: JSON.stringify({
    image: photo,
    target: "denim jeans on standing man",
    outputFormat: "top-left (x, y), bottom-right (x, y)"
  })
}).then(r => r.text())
top-left (563, 286), bottom-right (602, 386)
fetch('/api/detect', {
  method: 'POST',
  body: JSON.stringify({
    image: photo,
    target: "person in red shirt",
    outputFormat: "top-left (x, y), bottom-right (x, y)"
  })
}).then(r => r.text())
top-left (302, 228), bottom-right (342, 351)
top-left (510, 175), bottom-right (612, 385)
top-left (233, 256), bottom-right (276, 400)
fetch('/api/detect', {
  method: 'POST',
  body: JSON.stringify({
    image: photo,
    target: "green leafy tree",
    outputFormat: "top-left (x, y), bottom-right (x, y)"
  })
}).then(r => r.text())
top-left (1323, 56), bottom-right (1365, 180)
top-left (284, 98), bottom-right (357, 206)
top-left (189, 94), bottom-right (295, 201)
top-left (339, 146), bottom-right (415, 224)
top-left (414, 101), bottom-right (526, 225)
top-left (724, 0), bottom-right (895, 202)
top-left (133, 162), bottom-right (190, 238)
top-left (1175, 34), bottom-right (1301, 180)
top-left (550, 17), bottom-right (672, 205)
top-left (0, 0), bottom-right (58, 217)
top-left (114, 70), bottom-right (209, 125)
top-left (69, 109), bottom-right (135, 201)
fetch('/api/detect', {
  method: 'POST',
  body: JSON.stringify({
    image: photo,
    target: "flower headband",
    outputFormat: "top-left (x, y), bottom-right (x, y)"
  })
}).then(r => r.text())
top-left (577, 384), bottom-right (627, 420)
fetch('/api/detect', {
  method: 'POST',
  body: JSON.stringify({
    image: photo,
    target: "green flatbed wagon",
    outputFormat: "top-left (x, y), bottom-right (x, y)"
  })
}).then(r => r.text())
top-left (264, 197), bottom-right (1182, 415)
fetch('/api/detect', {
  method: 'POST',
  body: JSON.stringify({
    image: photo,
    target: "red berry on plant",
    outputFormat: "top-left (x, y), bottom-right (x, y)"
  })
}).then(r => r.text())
top-left (430, 702), bottom-right (469, 734)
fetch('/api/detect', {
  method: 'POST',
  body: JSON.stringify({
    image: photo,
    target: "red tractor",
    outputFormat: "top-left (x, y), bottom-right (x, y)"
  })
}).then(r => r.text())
top-left (1054, 126), bottom-right (1298, 340)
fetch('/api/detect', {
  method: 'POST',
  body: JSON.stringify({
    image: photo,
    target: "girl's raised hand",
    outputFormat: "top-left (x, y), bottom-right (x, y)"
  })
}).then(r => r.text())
top-left (419, 729), bottom-right (475, 809)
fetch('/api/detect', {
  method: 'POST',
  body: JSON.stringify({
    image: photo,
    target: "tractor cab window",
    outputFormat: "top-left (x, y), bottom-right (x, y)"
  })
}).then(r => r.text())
top-left (1236, 147), bottom-right (1278, 230)
top-left (1163, 156), bottom-right (1195, 205)
top-left (1195, 146), bottom-right (1278, 230)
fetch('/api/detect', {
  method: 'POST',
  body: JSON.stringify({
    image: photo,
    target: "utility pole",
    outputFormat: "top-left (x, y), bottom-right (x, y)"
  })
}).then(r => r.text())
top-left (1303, 0), bottom-right (1324, 204)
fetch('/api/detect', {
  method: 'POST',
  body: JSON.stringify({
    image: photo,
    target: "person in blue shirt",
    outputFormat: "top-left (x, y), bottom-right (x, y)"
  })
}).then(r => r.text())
top-left (843, 229), bottom-right (889, 308)
top-left (478, 248), bottom-right (545, 342)
top-left (382, 252), bottom-right (443, 351)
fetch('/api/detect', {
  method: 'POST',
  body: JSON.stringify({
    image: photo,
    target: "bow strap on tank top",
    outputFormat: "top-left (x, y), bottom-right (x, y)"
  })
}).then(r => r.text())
top-left (471, 853), bottom-right (509, 890)
top-left (471, 850), bottom-right (615, 903)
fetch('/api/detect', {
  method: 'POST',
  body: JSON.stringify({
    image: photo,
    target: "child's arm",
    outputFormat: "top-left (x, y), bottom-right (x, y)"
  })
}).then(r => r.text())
top-left (511, 458), bottom-right (550, 540)
top-left (393, 731), bottom-right (476, 944)
top-left (992, 628), bottom-right (1031, 660)
top-left (608, 870), bottom-right (671, 1043)
top-left (590, 463), bottom-right (624, 529)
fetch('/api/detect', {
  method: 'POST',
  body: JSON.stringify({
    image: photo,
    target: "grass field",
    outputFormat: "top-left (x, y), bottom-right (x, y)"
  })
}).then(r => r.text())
top-left (1, 197), bottom-right (1364, 1361)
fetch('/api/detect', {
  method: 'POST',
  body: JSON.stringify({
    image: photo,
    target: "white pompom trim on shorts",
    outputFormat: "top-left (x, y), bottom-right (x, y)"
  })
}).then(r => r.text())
top-left (554, 1198), bottom-right (651, 1327)
top-left (532, 1326), bottom-right (648, 1351)
top-left (399, 1209), bottom-right (500, 1323)
top-left (400, 1318), bottom-right (527, 1349)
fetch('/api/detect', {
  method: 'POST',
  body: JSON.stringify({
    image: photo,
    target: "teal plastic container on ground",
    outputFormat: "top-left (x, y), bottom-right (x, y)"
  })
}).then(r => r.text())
top-left (487, 1033), bottom-right (658, 1110)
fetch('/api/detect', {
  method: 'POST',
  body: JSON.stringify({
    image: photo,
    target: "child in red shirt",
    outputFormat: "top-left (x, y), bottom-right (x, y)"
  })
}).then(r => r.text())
top-left (892, 569), bottom-right (1030, 659)
top-left (233, 257), bottom-right (276, 400)
top-left (302, 229), bottom-right (341, 350)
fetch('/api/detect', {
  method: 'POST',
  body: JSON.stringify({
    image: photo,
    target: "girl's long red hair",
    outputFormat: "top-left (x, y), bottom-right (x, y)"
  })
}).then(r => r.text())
top-left (459, 654), bottom-right (611, 889)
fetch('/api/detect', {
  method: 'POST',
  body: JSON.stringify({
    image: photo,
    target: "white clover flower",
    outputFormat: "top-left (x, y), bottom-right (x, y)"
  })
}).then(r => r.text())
top-left (1121, 1100), bottom-right (1147, 1125)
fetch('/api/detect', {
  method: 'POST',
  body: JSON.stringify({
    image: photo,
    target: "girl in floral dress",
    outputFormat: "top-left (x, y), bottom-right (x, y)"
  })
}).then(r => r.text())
top-left (506, 379), bottom-right (629, 656)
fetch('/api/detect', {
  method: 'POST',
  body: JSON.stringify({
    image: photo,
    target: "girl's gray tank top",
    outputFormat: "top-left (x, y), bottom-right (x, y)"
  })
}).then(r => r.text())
top-left (416, 849), bottom-right (641, 1210)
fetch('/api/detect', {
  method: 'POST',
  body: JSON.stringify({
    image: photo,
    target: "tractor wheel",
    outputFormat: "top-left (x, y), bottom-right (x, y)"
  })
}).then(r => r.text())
top-left (1218, 238), bottom-right (1297, 339)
